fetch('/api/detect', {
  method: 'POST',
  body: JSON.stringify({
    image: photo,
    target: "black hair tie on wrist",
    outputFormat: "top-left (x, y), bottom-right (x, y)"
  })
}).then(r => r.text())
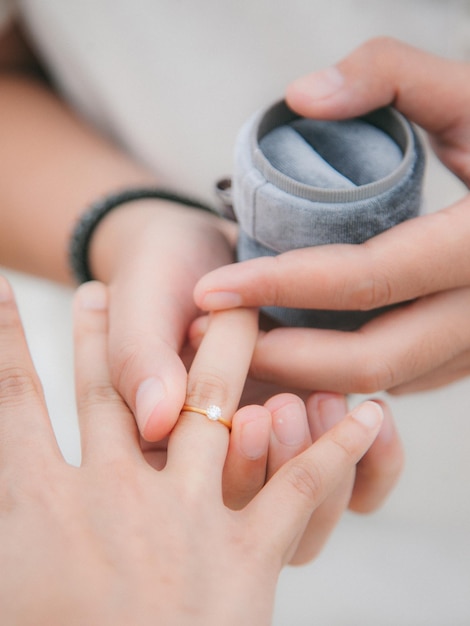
top-left (68, 187), bottom-right (216, 284)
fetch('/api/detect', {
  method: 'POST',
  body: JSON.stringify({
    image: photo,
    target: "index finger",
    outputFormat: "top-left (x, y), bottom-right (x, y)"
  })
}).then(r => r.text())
top-left (195, 195), bottom-right (470, 313)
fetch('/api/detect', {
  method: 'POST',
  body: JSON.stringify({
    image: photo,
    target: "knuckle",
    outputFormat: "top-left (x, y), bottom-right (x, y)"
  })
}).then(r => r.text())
top-left (327, 435), bottom-right (358, 466)
top-left (358, 36), bottom-right (402, 64)
top-left (78, 379), bottom-right (123, 412)
top-left (284, 460), bottom-right (324, 504)
top-left (266, 279), bottom-right (283, 308)
top-left (253, 256), bottom-right (284, 307)
top-left (270, 256), bottom-right (290, 306)
top-left (368, 266), bottom-right (394, 308)
top-left (316, 270), bottom-right (349, 310)
top-left (111, 333), bottom-right (145, 391)
top-left (186, 368), bottom-right (231, 408)
top-left (0, 366), bottom-right (41, 406)
top-left (324, 246), bottom-right (395, 312)
top-left (363, 274), bottom-right (393, 310)
top-left (352, 356), bottom-right (397, 393)
top-left (353, 259), bottom-right (394, 310)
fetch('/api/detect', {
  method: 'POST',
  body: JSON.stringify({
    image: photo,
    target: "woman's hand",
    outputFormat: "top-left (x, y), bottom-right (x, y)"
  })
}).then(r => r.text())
top-left (194, 38), bottom-right (470, 395)
top-left (0, 276), bottom-right (385, 626)
top-left (89, 200), bottom-right (237, 441)
top-left (164, 305), bottom-right (404, 565)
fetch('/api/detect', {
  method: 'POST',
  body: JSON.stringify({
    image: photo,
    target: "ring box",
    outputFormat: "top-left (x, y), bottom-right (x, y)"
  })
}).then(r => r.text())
top-left (232, 100), bottom-right (425, 330)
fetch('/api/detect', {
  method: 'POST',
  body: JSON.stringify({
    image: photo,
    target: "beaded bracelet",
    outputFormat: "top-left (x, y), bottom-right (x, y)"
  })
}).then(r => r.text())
top-left (68, 187), bottom-right (216, 283)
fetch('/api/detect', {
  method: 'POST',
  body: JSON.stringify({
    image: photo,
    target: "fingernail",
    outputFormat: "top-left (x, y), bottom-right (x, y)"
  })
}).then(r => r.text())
top-left (188, 315), bottom-right (210, 343)
top-left (273, 403), bottom-right (308, 446)
top-left (135, 377), bottom-right (166, 432)
top-left (377, 409), bottom-right (395, 444)
top-left (292, 66), bottom-right (344, 100)
top-left (78, 282), bottom-right (108, 310)
top-left (313, 393), bottom-right (347, 431)
top-left (240, 419), bottom-right (270, 460)
top-left (200, 291), bottom-right (242, 310)
top-left (351, 401), bottom-right (384, 430)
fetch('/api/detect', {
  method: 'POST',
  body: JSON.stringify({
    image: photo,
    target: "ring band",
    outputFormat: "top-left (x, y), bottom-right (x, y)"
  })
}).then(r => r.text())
top-left (181, 404), bottom-right (232, 431)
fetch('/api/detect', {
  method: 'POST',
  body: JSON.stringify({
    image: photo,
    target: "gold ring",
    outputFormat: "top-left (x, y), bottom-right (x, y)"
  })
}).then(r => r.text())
top-left (181, 404), bottom-right (232, 431)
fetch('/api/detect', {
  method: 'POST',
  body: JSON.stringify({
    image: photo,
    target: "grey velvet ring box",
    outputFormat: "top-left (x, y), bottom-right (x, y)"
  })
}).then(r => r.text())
top-left (232, 100), bottom-right (425, 330)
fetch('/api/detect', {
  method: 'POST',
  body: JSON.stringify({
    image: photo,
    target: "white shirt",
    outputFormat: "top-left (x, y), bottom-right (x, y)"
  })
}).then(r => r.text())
top-left (1, 0), bottom-right (466, 203)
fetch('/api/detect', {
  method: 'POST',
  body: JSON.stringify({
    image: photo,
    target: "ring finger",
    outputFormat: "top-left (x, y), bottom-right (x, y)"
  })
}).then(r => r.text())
top-left (167, 308), bottom-right (259, 489)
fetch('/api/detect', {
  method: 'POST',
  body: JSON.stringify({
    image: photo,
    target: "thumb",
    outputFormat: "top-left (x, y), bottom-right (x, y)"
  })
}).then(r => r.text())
top-left (286, 37), bottom-right (470, 136)
top-left (106, 280), bottom-right (190, 443)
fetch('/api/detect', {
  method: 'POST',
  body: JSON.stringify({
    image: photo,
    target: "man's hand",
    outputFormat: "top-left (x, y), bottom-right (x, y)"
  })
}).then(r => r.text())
top-left (195, 38), bottom-right (470, 395)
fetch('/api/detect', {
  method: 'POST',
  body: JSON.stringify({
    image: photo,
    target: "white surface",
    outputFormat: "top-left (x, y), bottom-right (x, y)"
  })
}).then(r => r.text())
top-left (3, 1), bottom-right (470, 624)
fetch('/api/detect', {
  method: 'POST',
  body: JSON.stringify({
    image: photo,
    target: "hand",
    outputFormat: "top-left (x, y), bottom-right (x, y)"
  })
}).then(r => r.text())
top-left (189, 313), bottom-right (404, 564)
top-left (0, 276), bottom-right (384, 626)
top-left (252, 391), bottom-right (403, 564)
top-left (194, 37), bottom-right (470, 395)
top-left (93, 203), bottom-right (403, 529)
top-left (89, 200), bottom-right (237, 441)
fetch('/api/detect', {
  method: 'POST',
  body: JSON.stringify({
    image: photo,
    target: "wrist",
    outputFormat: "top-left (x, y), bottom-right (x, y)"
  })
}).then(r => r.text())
top-left (70, 188), bottom-right (218, 284)
top-left (87, 198), bottom-right (165, 283)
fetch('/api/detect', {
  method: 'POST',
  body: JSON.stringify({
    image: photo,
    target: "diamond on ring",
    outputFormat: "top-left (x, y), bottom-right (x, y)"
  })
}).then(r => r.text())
top-left (206, 404), bottom-right (222, 421)
top-left (180, 403), bottom-right (232, 431)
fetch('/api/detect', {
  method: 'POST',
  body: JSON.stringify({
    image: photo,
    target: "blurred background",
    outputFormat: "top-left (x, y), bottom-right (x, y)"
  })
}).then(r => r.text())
top-left (3, 1), bottom-right (470, 624)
